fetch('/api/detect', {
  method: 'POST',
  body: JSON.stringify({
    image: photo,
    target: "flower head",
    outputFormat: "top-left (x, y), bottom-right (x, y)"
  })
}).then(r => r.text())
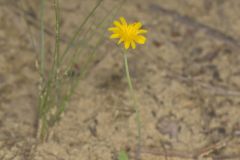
top-left (108, 17), bottom-right (147, 50)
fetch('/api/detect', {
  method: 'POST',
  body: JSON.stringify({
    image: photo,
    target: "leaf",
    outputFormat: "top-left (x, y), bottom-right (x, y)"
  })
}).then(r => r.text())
top-left (118, 150), bottom-right (129, 160)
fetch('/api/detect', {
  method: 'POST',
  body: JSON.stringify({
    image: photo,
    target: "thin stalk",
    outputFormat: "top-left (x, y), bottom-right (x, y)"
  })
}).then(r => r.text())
top-left (53, 0), bottom-right (61, 71)
top-left (53, 0), bottom-right (61, 110)
top-left (37, 0), bottom-right (47, 141)
top-left (123, 53), bottom-right (141, 160)
top-left (38, 0), bottom-right (61, 141)
top-left (40, 0), bottom-right (45, 77)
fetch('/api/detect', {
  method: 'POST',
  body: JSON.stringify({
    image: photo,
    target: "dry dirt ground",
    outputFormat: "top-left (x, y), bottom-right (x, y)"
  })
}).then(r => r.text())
top-left (0, 0), bottom-right (240, 160)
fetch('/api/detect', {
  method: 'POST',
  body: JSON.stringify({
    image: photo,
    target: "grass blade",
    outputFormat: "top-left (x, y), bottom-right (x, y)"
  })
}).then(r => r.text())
top-left (40, 0), bottom-right (45, 77)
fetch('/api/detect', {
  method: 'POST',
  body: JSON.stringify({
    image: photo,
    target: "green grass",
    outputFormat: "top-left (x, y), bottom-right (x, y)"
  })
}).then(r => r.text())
top-left (118, 150), bottom-right (129, 160)
top-left (37, 0), bottom-right (125, 141)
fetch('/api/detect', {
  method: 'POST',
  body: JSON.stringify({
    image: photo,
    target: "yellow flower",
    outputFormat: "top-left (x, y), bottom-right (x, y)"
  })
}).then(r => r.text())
top-left (108, 17), bottom-right (147, 50)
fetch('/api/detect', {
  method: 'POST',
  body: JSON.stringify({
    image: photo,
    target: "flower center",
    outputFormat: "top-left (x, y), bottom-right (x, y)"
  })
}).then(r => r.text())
top-left (122, 25), bottom-right (137, 42)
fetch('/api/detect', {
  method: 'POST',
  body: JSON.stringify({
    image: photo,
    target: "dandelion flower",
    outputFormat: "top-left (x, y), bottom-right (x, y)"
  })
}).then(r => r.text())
top-left (108, 17), bottom-right (147, 50)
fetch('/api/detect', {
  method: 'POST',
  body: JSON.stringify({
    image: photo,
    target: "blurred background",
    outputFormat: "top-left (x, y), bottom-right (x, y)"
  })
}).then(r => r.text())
top-left (0, 0), bottom-right (240, 159)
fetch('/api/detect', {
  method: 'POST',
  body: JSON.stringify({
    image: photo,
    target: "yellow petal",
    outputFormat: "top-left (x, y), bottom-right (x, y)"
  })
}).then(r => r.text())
top-left (114, 21), bottom-right (121, 27)
top-left (118, 38), bottom-right (124, 44)
top-left (134, 22), bottom-right (142, 29)
top-left (124, 41), bottom-right (130, 49)
top-left (137, 29), bottom-right (147, 34)
top-left (131, 41), bottom-right (136, 49)
top-left (120, 17), bottom-right (127, 25)
top-left (110, 34), bottom-right (120, 39)
top-left (135, 35), bottom-right (146, 44)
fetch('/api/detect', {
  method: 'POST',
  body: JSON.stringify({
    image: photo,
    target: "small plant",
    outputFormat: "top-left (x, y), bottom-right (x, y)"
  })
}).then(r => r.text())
top-left (118, 150), bottom-right (129, 160)
top-left (37, 0), bottom-right (124, 141)
top-left (108, 17), bottom-right (147, 159)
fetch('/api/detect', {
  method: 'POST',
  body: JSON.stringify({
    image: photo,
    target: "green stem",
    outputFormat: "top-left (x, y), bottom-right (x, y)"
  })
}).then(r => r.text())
top-left (123, 53), bottom-right (141, 159)
top-left (53, 0), bottom-right (62, 113)
top-left (53, 0), bottom-right (60, 71)
top-left (40, 0), bottom-right (45, 78)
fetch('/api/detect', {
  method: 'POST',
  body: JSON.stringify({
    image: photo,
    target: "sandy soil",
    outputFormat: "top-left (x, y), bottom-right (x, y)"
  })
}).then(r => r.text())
top-left (0, 0), bottom-right (240, 160)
